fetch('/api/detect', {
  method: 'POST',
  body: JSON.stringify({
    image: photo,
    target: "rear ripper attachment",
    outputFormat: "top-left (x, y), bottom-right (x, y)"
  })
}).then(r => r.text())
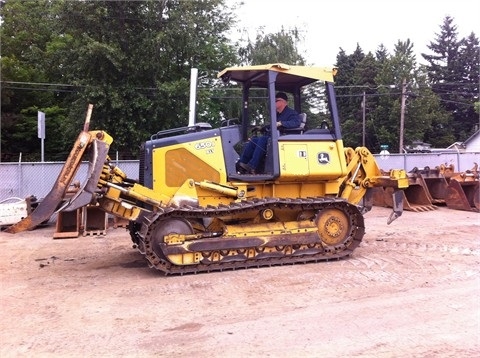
top-left (5, 105), bottom-right (112, 233)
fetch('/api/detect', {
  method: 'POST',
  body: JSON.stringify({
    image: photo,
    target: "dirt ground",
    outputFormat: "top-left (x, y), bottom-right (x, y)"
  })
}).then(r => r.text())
top-left (0, 206), bottom-right (479, 357)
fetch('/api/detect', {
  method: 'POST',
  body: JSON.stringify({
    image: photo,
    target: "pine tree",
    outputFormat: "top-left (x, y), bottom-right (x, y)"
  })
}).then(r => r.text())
top-left (422, 16), bottom-right (480, 141)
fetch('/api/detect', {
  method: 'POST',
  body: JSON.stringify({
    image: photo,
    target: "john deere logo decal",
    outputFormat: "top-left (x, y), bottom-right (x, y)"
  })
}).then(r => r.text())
top-left (317, 152), bottom-right (330, 164)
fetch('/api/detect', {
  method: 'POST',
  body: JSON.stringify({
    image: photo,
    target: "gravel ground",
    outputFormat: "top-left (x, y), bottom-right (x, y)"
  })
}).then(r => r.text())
top-left (1, 206), bottom-right (479, 357)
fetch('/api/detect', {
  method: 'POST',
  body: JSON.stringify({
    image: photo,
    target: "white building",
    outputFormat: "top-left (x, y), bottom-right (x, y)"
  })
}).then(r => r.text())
top-left (447, 130), bottom-right (480, 152)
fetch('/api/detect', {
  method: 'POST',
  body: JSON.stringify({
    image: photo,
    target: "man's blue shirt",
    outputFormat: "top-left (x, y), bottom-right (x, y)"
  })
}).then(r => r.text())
top-left (277, 106), bottom-right (301, 129)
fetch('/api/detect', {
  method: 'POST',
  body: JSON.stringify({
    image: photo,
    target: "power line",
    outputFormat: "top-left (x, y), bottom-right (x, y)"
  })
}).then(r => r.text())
top-left (2, 81), bottom-right (78, 87)
top-left (1, 85), bottom-right (78, 93)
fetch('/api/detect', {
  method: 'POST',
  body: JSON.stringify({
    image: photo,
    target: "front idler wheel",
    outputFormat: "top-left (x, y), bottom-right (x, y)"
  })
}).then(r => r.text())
top-left (150, 218), bottom-right (194, 260)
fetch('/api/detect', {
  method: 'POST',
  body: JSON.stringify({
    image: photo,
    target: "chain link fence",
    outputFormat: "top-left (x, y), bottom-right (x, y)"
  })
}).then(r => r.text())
top-left (0, 160), bottom-right (139, 202)
top-left (0, 152), bottom-right (479, 202)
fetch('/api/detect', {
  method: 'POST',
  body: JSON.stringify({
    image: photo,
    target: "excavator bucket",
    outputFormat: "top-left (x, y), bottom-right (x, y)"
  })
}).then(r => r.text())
top-left (444, 163), bottom-right (479, 212)
top-left (379, 174), bottom-right (437, 212)
top-left (445, 179), bottom-right (480, 212)
top-left (410, 167), bottom-right (449, 205)
top-left (369, 187), bottom-right (404, 222)
top-left (403, 174), bottom-right (438, 212)
top-left (437, 163), bottom-right (456, 180)
top-left (371, 187), bottom-right (388, 207)
top-left (5, 105), bottom-right (96, 233)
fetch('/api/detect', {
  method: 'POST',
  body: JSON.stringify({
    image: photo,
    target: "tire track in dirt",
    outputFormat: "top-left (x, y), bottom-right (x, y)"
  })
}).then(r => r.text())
top-left (332, 237), bottom-right (480, 288)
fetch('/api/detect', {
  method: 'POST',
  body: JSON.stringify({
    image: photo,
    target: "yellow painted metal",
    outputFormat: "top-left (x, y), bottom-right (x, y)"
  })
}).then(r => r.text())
top-left (163, 217), bottom-right (323, 266)
top-left (261, 209), bottom-right (274, 220)
top-left (316, 208), bottom-right (350, 246)
top-left (218, 63), bottom-right (337, 83)
top-left (152, 136), bottom-right (227, 198)
top-left (89, 130), bottom-right (113, 147)
top-left (194, 180), bottom-right (241, 198)
top-left (170, 179), bottom-right (199, 207)
top-left (337, 146), bottom-right (410, 205)
top-left (167, 252), bottom-right (202, 265)
top-left (388, 170), bottom-right (409, 188)
top-left (278, 139), bottom-right (348, 180)
top-left (221, 219), bottom-right (318, 238)
top-left (127, 183), bottom-right (169, 205)
top-left (98, 195), bottom-right (144, 221)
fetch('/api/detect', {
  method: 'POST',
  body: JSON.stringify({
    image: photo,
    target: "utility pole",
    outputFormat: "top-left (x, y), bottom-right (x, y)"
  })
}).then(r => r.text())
top-left (362, 91), bottom-right (366, 147)
top-left (399, 78), bottom-right (407, 153)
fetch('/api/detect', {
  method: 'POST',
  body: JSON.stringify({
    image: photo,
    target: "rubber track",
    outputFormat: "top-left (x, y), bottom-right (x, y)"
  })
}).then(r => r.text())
top-left (136, 197), bottom-right (365, 275)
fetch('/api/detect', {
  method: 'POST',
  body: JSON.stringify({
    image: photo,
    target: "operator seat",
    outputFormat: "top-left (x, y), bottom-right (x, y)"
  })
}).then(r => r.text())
top-left (281, 113), bottom-right (307, 134)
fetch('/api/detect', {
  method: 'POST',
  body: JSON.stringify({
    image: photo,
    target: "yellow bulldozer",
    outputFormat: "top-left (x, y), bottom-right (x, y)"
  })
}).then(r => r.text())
top-left (6, 63), bottom-right (409, 274)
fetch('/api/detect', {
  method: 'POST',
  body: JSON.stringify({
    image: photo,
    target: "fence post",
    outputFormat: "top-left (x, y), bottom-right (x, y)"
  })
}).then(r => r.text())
top-left (17, 153), bottom-right (22, 197)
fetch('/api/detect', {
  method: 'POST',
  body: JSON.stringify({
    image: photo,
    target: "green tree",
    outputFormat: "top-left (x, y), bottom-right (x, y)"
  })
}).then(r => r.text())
top-left (8, 106), bottom-right (69, 161)
top-left (55, 0), bottom-right (238, 157)
top-left (335, 38), bottom-right (452, 153)
top-left (351, 53), bottom-right (380, 148)
top-left (1, 0), bottom-right (238, 161)
top-left (370, 39), bottom-right (424, 153)
top-left (227, 28), bottom-right (307, 125)
top-left (0, 0), bottom-right (66, 160)
top-left (238, 27), bottom-right (305, 66)
top-left (422, 16), bottom-right (479, 141)
top-left (334, 44), bottom-right (366, 148)
top-left (407, 66), bottom-right (453, 148)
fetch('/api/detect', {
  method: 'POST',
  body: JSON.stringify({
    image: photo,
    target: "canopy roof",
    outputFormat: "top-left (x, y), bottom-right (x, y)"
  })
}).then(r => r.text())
top-left (217, 63), bottom-right (337, 92)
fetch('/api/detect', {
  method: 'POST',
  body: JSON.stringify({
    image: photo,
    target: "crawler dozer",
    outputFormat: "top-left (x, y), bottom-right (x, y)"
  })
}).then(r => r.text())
top-left (6, 64), bottom-right (409, 274)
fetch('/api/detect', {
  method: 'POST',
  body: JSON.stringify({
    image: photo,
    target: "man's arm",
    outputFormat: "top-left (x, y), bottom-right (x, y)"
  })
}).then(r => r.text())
top-left (277, 108), bottom-right (301, 128)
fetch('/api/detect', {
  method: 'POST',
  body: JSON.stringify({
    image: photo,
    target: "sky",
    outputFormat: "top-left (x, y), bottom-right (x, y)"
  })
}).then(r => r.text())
top-left (229, 0), bottom-right (480, 66)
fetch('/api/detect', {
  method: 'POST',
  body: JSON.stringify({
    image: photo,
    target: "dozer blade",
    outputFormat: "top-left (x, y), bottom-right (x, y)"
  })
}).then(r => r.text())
top-left (445, 179), bottom-right (480, 212)
top-left (5, 130), bottom-right (93, 233)
top-left (5, 104), bottom-right (95, 234)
